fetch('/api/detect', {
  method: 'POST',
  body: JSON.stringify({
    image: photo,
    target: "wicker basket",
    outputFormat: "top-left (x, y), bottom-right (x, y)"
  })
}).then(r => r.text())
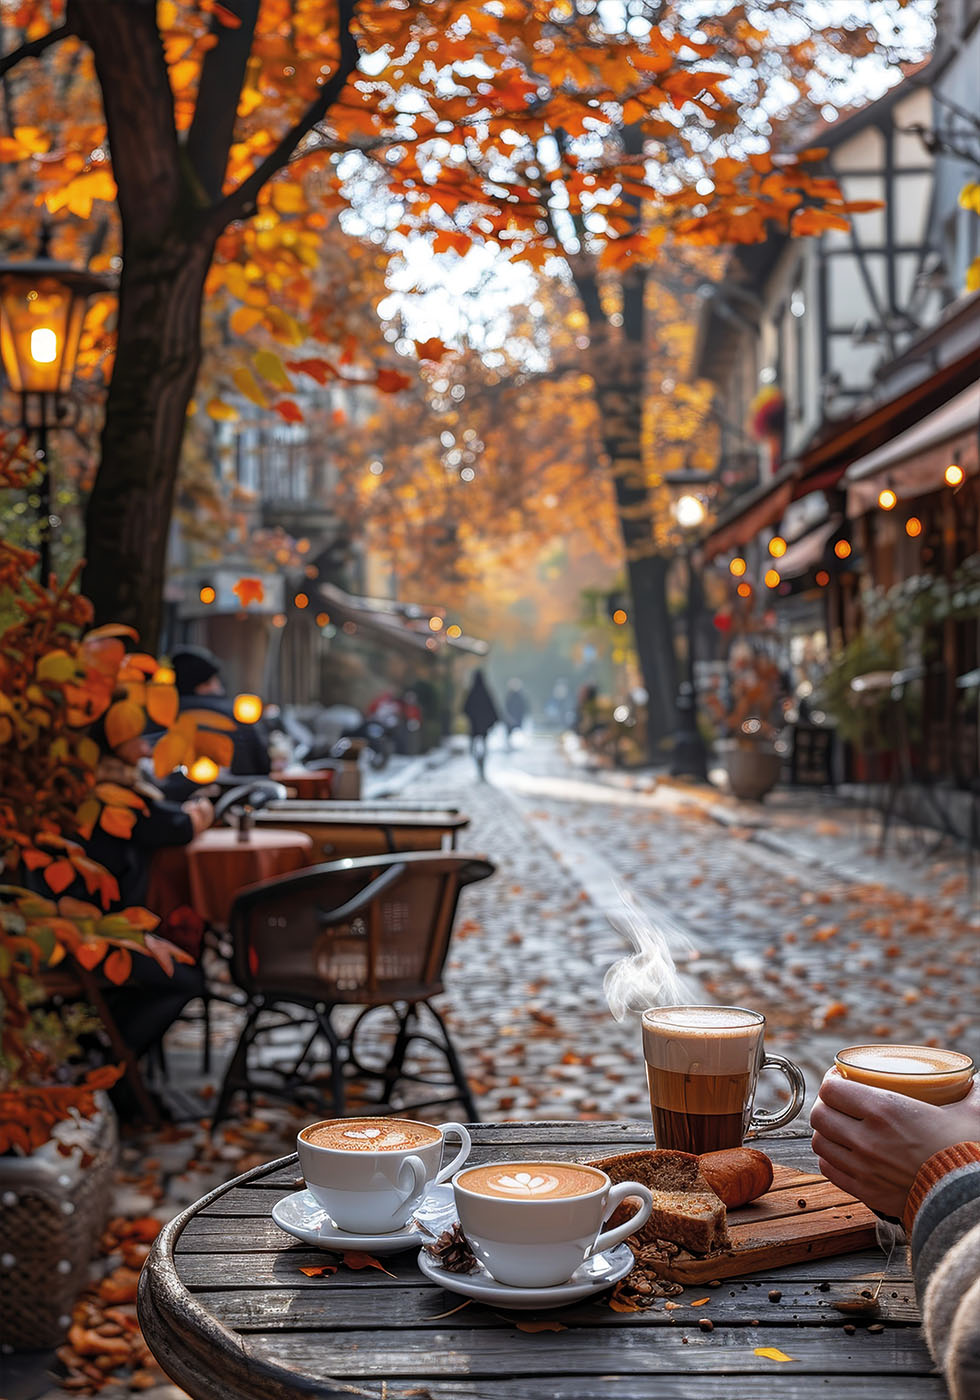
top-left (0, 1096), bottom-right (117, 1350)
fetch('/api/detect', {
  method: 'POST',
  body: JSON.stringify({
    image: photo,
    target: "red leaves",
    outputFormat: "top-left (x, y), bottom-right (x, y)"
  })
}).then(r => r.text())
top-left (44, 859), bottom-right (76, 894)
top-left (272, 399), bottom-right (304, 423)
top-left (376, 368), bottom-right (412, 394)
top-left (233, 577), bottom-right (265, 606)
top-left (298, 1252), bottom-right (394, 1278)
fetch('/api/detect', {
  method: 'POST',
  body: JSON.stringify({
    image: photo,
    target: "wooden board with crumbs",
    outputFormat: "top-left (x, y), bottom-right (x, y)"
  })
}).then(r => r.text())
top-left (646, 1164), bottom-right (878, 1284)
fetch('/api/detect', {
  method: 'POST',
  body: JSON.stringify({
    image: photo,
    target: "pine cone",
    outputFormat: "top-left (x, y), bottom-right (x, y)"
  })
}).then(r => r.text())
top-left (424, 1222), bottom-right (478, 1274)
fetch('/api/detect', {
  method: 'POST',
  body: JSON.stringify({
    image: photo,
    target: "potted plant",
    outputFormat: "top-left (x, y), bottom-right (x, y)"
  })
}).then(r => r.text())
top-left (0, 447), bottom-right (232, 1348)
top-left (706, 631), bottom-right (788, 802)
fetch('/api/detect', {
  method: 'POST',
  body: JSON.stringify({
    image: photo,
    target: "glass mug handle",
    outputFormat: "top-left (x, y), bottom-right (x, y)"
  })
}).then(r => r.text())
top-left (748, 1054), bottom-right (806, 1135)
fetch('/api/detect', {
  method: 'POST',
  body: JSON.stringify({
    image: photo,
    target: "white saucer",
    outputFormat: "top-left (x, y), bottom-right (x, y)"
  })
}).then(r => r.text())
top-left (417, 1242), bottom-right (635, 1310)
top-left (272, 1182), bottom-right (454, 1254)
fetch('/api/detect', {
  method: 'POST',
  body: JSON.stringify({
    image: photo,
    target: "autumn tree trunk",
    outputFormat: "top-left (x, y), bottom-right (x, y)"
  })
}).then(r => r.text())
top-left (573, 263), bottom-right (678, 752)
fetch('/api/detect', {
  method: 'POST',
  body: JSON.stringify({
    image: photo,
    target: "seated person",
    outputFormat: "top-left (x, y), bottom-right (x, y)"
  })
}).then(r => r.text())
top-left (172, 644), bottom-right (271, 776)
top-left (79, 718), bottom-right (215, 1104)
top-left (811, 1071), bottom-right (980, 1400)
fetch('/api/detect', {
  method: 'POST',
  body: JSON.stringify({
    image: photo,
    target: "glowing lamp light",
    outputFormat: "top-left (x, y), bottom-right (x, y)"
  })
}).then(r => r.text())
top-left (612, 608), bottom-right (628, 625)
top-left (905, 517), bottom-right (923, 538)
top-left (945, 462), bottom-right (964, 487)
top-left (199, 585), bottom-right (216, 604)
top-left (30, 326), bottom-right (57, 363)
top-left (272, 613), bottom-right (287, 628)
top-left (764, 568), bottom-right (781, 589)
top-left (834, 539), bottom-right (852, 560)
top-left (153, 666), bottom-right (176, 685)
top-left (446, 623), bottom-right (462, 638)
top-left (674, 493), bottom-right (706, 530)
top-left (315, 612), bottom-right (330, 627)
top-left (815, 570), bottom-right (830, 587)
top-left (0, 251), bottom-right (112, 396)
top-left (294, 592), bottom-right (309, 609)
top-left (736, 581), bottom-right (752, 598)
top-left (233, 693), bottom-right (263, 725)
top-left (877, 487), bottom-right (897, 510)
top-left (428, 616), bottom-right (444, 631)
top-left (729, 557), bottom-right (747, 577)
top-left (768, 536), bottom-right (787, 558)
top-left (188, 756), bottom-right (220, 784)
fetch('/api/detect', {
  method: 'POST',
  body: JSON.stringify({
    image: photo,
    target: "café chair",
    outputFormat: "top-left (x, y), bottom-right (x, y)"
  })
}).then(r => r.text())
top-left (210, 850), bottom-right (495, 1130)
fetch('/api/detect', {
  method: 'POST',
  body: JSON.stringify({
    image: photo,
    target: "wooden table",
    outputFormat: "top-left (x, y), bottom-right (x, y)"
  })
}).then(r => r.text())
top-left (138, 1122), bottom-right (941, 1400)
top-left (276, 767), bottom-right (334, 801)
top-left (185, 827), bottom-right (315, 925)
top-left (254, 806), bottom-right (469, 861)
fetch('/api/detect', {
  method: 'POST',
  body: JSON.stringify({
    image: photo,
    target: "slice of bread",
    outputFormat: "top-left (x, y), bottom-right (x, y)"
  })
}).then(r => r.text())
top-left (592, 1148), bottom-right (730, 1255)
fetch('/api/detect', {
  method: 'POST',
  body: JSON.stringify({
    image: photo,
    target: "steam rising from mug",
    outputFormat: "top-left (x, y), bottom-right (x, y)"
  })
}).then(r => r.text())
top-left (603, 884), bottom-right (696, 1021)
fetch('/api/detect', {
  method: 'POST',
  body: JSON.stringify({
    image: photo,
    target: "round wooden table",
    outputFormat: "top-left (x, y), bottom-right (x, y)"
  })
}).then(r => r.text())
top-left (138, 1123), bottom-right (937, 1400)
top-left (185, 828), bottom-right (314, 926)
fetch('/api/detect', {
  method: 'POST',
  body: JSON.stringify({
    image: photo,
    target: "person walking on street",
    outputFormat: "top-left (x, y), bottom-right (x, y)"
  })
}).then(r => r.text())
top-left (463, 670), bottom-right (500, 781)
top-left (503, 678), bottom-right (528, 749)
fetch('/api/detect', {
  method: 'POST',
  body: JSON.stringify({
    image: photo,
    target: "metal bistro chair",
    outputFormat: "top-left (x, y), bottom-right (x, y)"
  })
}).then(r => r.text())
top-left (210, 850), bottom-right (495, 1130)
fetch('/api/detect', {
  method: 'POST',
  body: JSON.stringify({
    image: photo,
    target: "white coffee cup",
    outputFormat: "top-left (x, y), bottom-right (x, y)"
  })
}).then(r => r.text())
top-left (452, 1160), bottom-right (653, 1288)
top-left (297, 1117), bottom-right (471, 1234)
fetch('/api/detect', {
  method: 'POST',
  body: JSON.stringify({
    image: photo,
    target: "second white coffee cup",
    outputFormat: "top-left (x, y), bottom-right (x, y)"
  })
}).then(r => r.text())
top-left (453, 1160), bottom-right (653, 1288)
top-left (297, 1117), bottom-right (471, 1233)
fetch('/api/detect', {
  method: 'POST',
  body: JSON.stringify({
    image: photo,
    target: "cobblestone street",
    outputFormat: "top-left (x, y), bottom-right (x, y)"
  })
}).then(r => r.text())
top-left (9, 735), bottom-right (979, 1400)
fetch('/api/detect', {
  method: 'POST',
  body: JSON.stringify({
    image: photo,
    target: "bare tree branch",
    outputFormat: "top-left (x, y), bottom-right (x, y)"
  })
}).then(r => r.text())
top-left (0, 22), bottom-right (72, 78)
top-left (186, 0), bottom-right (260, 203)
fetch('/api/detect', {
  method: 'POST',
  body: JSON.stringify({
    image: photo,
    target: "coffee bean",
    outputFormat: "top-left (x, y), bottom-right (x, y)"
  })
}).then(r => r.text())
top-left (768, 1289), bottom-right (782, 1302)
top-left (868, 1323), bottom-right (884, 1333)
top-left (707, 1279), bottom-right (721, 1288)
top-left (843, 1324), bottom-right (856, 1335)
top-left (699, 1318), bottom-right (714, 1333)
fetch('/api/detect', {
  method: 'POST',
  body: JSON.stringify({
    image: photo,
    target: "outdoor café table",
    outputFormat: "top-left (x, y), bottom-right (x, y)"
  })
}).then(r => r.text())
top-left (253, 805), bottom-right (470, 861)
top-left (138, 1121), bottom-right (943, 1400)
top-left (185, 827), bottom-right (315, 926)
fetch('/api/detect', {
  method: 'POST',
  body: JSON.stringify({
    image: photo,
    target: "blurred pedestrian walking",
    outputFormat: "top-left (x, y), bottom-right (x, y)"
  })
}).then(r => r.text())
top-left (463, 669), bottom-right (500, 780)
top-left (503, 678), bottom-right (528, 749)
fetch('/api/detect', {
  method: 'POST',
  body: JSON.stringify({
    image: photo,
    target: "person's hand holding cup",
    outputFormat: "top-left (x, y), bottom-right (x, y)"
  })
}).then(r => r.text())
top-left (810, 1044), bottom-right (978, 1219)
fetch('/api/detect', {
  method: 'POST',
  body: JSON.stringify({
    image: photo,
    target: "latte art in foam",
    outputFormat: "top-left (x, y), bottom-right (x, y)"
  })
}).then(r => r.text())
top-left (301, 1117), bottom-right (441, 1152)
top-left (458, 1162), bottom-right (603, 1201)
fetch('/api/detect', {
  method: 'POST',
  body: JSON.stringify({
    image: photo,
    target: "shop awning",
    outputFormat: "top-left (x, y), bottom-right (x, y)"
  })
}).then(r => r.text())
top-left (318, 584), bottom-right (489, 657)
top-left (844, 381), bottom-right (980, 513)
top-left (777, 518), bottom-right (840, 579)
top-left (701, 467), bottom-right (795, 561)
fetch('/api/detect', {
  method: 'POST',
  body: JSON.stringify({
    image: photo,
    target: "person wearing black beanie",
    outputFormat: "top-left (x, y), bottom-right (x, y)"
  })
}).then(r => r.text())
top-left (171, 645), bottom-right (271, 775)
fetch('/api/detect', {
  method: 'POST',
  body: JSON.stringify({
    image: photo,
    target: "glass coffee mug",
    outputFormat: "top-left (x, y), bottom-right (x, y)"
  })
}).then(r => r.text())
top-left (642, 1005), bottom-right (806, 1153)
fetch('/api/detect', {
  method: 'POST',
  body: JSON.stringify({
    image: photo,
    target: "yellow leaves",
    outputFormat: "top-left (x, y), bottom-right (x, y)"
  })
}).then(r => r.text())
top-left (264, 306), bottom-right (306, 346)
top-left (230, 306), bottom-right (264, 336)
top-left (36, 651), bottom-right (78, 684)
top-left (44, 168), bottom-right (118, 219)
top-left (152, 730), bottom-right (192, 778)
top-left (959, 182), bottom-right (980, 213)
top-left (754, 1348), bottom-right (795, 1363)
top-left (791, 207), bottom-right (851, 237)
top-left (145, 681), bottom-right (178, 729)
top-left (253, 348), bottom-right (293, 390)
top-left (207, 397), bottom-right (239, 421)
top-left (169, 58), bottom-right (200, 93)
top-left (232, 365), bottom-right (269, 408)
top-left (270, 180), bottom-right (307, 214)
top-left (0, 125), bottom-right (50, 161)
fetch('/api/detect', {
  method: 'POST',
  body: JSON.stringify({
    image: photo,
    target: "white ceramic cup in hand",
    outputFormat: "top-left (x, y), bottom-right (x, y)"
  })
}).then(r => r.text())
top-left (452, 1160), bottom-right (653, 1288)
top-left (297, 1117), bottom-right (471, 1234)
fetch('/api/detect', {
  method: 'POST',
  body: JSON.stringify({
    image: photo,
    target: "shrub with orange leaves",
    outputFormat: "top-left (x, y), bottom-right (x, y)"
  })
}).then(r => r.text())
top-left (0, 447), bottom-right (231, 1151)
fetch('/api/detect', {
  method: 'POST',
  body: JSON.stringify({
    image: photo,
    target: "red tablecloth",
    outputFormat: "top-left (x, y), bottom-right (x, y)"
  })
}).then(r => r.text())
top-left (185, 828), bottom-right (315, 926)
top-left (276, 767), bottom-right (334, 801)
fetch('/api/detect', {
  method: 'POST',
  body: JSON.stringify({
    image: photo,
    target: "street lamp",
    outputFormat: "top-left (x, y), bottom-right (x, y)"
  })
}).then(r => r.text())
top-left (0, 230), bottom-right (113, 582)
top-left (670, 491), bottom-right (708, 781)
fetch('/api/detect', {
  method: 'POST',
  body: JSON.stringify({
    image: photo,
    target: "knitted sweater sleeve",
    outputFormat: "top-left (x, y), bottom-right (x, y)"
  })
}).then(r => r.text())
top-left (903, 1143), bottom-right (980, 1400)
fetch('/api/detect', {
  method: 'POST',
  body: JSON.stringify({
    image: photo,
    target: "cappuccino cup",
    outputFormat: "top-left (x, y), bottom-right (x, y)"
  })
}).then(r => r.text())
top-left (297, 1116), bottom-right (471, 1233)
top-left (453, 1160), bottom-right (653, 1288)
top-left (642, 1005), bottom-right (806, 1153)
top-left (835, 1044), bottom-right (975, 1105)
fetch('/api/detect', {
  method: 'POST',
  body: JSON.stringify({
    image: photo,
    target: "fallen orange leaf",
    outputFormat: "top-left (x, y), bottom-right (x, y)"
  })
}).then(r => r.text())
top-left (754, 1346), bottom-right (795, 1362)
top-left (299, 1264), bottom-right (338, 1277)
top-left (342, 1252), bottom-right (395, 1277)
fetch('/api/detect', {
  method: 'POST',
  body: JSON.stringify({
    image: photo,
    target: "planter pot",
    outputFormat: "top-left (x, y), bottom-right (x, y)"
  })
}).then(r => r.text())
top-left (725, 742), bottom-right (783, 802)
top-left (0, 1094), bottom-right (117, 1350)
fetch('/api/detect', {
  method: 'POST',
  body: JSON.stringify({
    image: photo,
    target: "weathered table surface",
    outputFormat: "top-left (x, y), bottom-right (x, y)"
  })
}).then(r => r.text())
top-left (138, 1121), bottom-right (942, 1400)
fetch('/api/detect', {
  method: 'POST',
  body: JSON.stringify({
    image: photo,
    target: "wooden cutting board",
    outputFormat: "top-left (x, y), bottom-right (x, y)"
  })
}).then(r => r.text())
top-left (646, 1164), bottom-right (878, 1284)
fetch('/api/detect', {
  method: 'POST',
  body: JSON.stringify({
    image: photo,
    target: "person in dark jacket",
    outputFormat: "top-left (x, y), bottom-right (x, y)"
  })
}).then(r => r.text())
top-left (80, 719), bottom-right (213, 1099)
top-left (462, 669), bottom-right (500, 780)
top-left (503, 678), bottom-right (528, 749)
top-left (172, 644), bottom-right (271, 775)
